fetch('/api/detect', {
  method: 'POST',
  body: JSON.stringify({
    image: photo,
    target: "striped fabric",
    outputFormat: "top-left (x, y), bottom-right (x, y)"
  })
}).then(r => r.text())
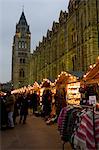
top-left (57, 107), bottom-right (67, 132)
top-left (95, 112), bottom-right (99, 149)
top-left (74, 111), bottom-right (99, 150)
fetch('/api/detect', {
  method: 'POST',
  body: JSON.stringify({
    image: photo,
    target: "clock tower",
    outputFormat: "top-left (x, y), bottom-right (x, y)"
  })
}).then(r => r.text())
top-left (12, 10), bottom-right (31, 88)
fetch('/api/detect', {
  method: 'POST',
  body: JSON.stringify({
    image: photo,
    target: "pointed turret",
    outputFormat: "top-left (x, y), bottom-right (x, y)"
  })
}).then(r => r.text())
top-left (18, 11), bottom-right (28, 26)
top-left (16, 10), bottom-right (30, 35)
top-left (68, 0), bottom-right (80, 15)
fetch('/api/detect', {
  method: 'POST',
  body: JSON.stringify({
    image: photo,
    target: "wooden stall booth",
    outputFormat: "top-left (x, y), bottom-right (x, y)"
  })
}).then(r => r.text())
top-left (83, 57), bottom-right (99, 85)
top-left (32, 81), bottom-right (40, 94)
top-left (55, 71), bottom-right (81, 105)
top-left (80, 57), bottom-right (99, 105)
top-left (40, 79), bottom-right (51, 94)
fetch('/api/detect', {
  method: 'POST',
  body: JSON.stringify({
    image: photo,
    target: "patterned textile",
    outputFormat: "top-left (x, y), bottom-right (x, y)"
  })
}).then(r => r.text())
top-left (58, 106), bottom-right (99, 150)
top-left (61, 108), bottom-right (80, 142)
top-left (70, 109), bottom-right (87, 148)
top-left (57, 107), bottom-right (67, 132)
top-left (95, 112), bottom-right (99, 149)
top-left (74, 111), bottom-right (99, 150)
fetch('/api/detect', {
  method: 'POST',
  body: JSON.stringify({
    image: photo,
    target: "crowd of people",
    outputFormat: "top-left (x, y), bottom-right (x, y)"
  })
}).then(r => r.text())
top-left (0, 87), bottom-right (67, 130)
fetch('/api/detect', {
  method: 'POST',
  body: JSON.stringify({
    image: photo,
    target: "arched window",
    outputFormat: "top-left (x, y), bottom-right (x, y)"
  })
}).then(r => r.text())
top-left (23, 70), bottom-right (25, 77)
top-left (20, 58), bottom-right (25, 64)
top-left (19, 69), bottom-right (25, 78)
top-left (25, 42), bottom-right (27, 48)
top-left (22, 41), bottom-right (24, 48)
top-left (18, 41), bottom-right (21, 48)
top-left (23, 59), bottom-right (25, 63)
top-left (20, 58), bottom-right (22, 63)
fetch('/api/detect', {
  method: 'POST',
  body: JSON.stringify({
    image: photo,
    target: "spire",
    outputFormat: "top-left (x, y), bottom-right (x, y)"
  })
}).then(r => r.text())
top-left (16, 9), bottom-right (30, 34)
top-left (18, 10), bottom-right (28, 26)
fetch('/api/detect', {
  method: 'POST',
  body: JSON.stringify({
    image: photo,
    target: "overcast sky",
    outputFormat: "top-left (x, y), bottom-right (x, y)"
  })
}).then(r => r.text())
top-left (0, 0), bottom-right (69, 83)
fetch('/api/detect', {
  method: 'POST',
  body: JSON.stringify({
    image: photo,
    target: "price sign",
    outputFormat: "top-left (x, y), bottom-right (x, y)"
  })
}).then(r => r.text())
top-left (89, 96), bottom-right (96, 105)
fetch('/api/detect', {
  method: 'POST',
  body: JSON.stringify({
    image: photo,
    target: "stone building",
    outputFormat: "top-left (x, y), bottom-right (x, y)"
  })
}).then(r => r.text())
top-left (12, 0), bottom-right (99, 87)
top-left (29, 0), bottom-right (99, 84)
top-left (12, 11), bottom-right (31, 88)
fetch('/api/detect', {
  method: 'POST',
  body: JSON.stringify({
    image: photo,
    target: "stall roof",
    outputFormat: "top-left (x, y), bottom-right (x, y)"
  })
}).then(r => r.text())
top-left (55, 71), bottom-right (78, 85)
top-left (70, 71), bottom-right (84, 78)
top-left (41, 79), bottom-right (51, 88)
top-left (83, 59), bottom-right (99, 84)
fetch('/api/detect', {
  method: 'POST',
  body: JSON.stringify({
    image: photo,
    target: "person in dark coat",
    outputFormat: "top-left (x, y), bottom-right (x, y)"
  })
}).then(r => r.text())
top-left (13, 94), bottom-right (19, 125)
top-left (31, 91), bottom-right (38, 114)
top-left (19, 94), bottom-right (28, 124)
top-left (42, 89), bottom-right (52, 118)
top-left (0, 95), bottom-right (8, 130)
top-left (54, 88), bottom-right (66, 117)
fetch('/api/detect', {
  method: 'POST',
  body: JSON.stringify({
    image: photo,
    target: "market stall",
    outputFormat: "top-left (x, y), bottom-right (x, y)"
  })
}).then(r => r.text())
top-left (80, 57), bottom-right (99, 105)
top-left (58, 59), bottom-right (99, 150)
top-left (40, 78), bottom-right (54, 97)
top-left (32, 82), bottom-right (40, 94)
top-left (83, 57), bottom-right (99, 84)
top-left (55, 71), bottom-right (80, 105)
top-left (38, 79), bottom-right (53, 118)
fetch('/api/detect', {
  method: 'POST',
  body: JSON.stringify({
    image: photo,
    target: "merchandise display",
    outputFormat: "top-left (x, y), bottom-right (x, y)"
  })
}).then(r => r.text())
top-left (58, 105), bottom-right (99, 150)
top-left (80, 58), bottom-right (99, 105)
top-left (67, 82), bottom-right (80, 105)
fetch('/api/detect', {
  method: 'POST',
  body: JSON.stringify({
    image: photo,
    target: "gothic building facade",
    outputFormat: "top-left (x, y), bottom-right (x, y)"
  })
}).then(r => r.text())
top-left (12, 11), bottom-right (31, 88)
top-left (12, 0), bottom-right (99, 88)
top-left (29, 0), bottom-right (99, 84)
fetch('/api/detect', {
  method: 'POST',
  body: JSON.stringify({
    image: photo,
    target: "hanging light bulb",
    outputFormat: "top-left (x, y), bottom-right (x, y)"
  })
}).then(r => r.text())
top-left (89, 65), bottom-right (93, 69)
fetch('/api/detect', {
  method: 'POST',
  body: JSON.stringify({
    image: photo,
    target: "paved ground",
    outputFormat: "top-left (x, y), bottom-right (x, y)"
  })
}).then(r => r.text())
top-left (0, 115), bottom-right (72, 150)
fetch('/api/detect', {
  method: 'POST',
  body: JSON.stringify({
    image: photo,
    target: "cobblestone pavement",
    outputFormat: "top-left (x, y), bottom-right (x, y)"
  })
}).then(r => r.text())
top-left (0, 115), bottom-right (72, 150)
